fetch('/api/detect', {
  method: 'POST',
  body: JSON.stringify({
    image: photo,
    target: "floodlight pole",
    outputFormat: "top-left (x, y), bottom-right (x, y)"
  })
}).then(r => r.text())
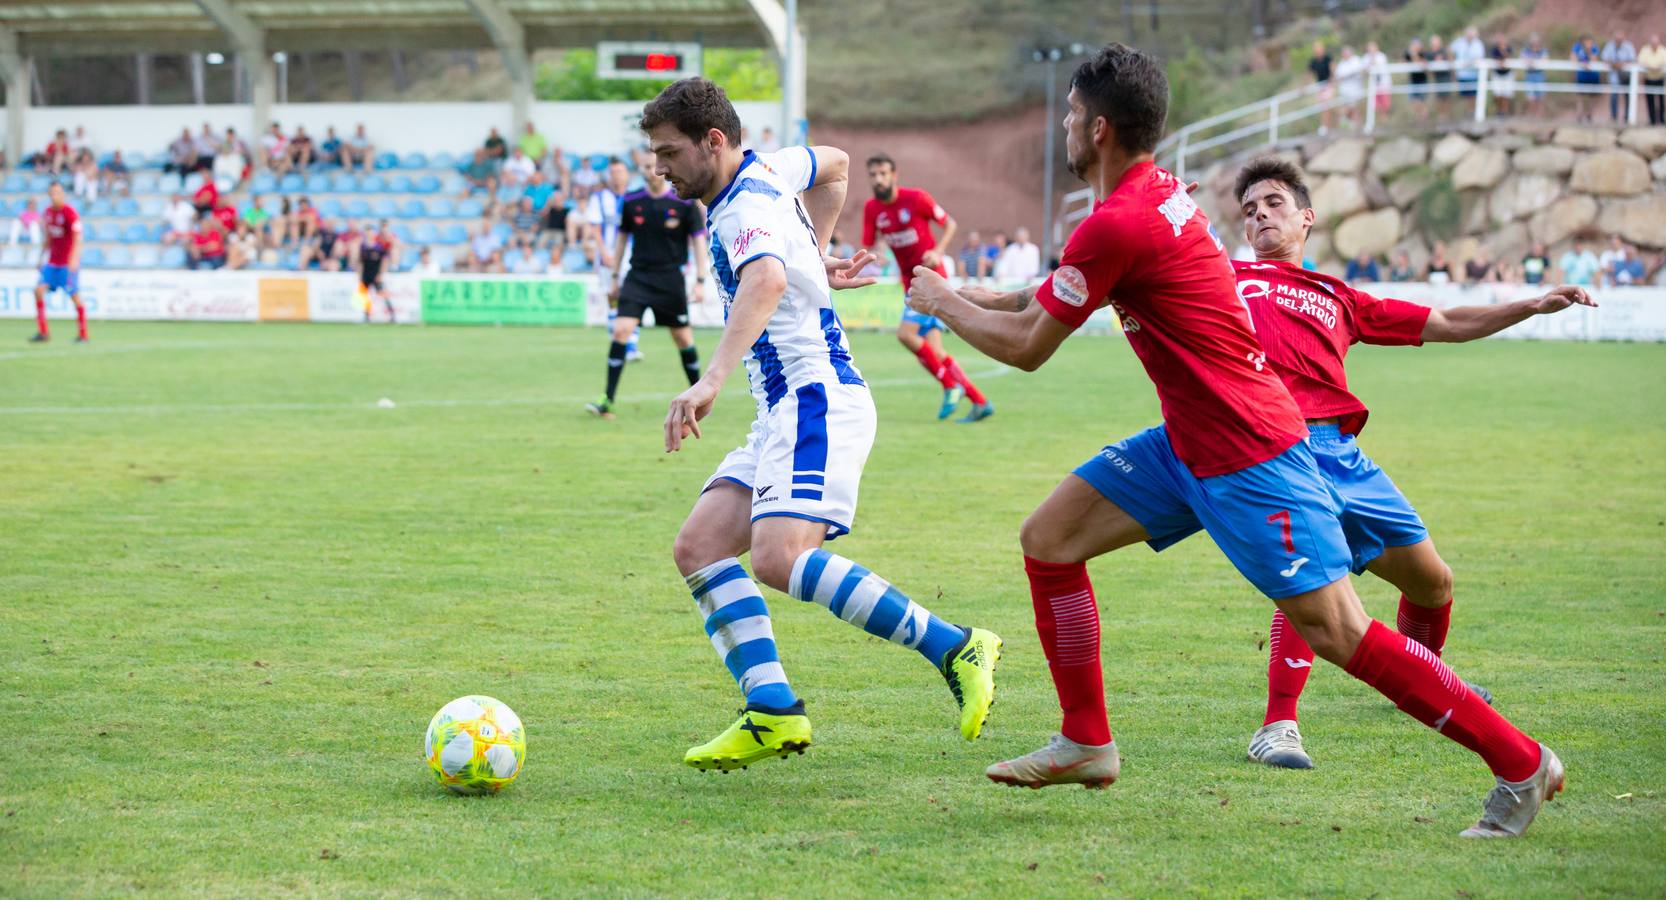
top-left (0, 28), bottom-right (28, 169)
top-left (463, 0), bottom-right (532, 137)
top-left (1037, 47), bottom-right (1063, 269)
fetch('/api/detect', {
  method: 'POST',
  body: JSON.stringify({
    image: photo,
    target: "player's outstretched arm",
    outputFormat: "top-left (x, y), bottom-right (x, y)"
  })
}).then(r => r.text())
top-left (957, 283), bottom-right (1037, 312)
top-left (1421, 285), bottom-right (1596, 343)
top-left (907, 267), bottom-right (1069, 371)
top-left (664, 257), bottom-right (787, 452)
top-left (800, 146), bottom-right (849, 249)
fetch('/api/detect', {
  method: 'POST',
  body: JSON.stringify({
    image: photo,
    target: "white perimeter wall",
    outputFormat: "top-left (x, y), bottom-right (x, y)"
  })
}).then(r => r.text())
top-left (3, 100), bottom-right (785, 158)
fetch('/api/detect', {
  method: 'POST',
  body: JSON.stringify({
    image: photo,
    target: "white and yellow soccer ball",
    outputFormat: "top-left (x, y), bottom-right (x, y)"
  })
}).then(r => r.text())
top-left (425, 695), bottom-right (526, 795)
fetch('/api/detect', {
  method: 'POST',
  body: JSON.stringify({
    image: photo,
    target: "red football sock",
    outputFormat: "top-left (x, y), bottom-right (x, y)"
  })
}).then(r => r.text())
top-left (913, 342), bottom-right (955, 389)
top-left (1024, 555), bottom-right (1111, 746)
top-left (34, 297), bottom-right (48, 337)
top-left (1396, 595), bottom-right (1451, 656)
top-left (1345, 619), bottom-right (1540, 781)
top-left (941, 355), bottom-right (987, 405)
top-left (1265, 609), bottom-right (1314, 725)
top-left (75, 304), bottom-right (87, 340)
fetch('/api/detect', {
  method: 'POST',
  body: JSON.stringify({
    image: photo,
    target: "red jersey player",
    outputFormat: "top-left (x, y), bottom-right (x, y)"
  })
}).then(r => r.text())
top-left (31, 182), bottom-right (88, 344)
top-left (907, 43), bottom-right (1561, 838)
top-left (1225, 156), bottom-right (1593, 771)
top-left (861, 154), bottom-right (992, 422)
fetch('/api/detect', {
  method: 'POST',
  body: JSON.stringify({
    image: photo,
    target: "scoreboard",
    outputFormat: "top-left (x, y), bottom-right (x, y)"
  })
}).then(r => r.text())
top-left (596, 42), bottom-right (703, 80)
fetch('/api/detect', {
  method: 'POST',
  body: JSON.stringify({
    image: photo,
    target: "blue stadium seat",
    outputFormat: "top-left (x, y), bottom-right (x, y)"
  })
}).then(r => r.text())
top-left (432, 247), bottom-right (455, 272)
top-left (441, 173), bottom-right (468, 195)
top-left (375, 152), bottom-right (399, 170)
top-left (440, 223), bottom-right (468, 245)
top-left (123, 152), bottom-right (147, 169)
top-left (387, 174), bottom-right (412, 193)
top-left (410, 222), bottom-right (439, 244)
top-left (502, 248), bottom-right (524, 270)
top-left (399, 199), bottom-right (426, 219)
top-left (0, 199), bottom-right (13, 218)
top-left (361, 174), bottom-right (387, 193)
top-left (131, 245), bottom-right (161, 269)
top-left (399, 152), bottom-right (428, 169)
top-left (282, 249), bottom-right (302, 269)
top-left (431, 152), bottom-right (457, 169)
top-left (372, 198), bottom-right (399, 218)
top-left (306, 173), bottom-right (330, 193)
top-left (249, 172), bottom-right (277, 194)
top-left (391, 223), bottom-right (415, 243)
top-left (589, 154), bottom-right (609, 172)
top-left (279, 173), bottom-right (304, 192)
top-left (28, 174), bottom-right (52, 192)
top-left (92, 222), bottom-right (121, 243)
top-left (160, 245), bottom-right (187, 268)
top-left (115, 197), bottom-right (140, 217)
top-left (456, 198), bottom-right (483, 218)
top-left (182, 172), bottom-right (204, 193)
top-left (132, 172), bottom-right (160, 193)
top-left (3, 173), bottom-right (26, 192)
top-left (427, 197), bottom-right (454, 218)
top-left (138, 197), bottom-right (166, 218)
top-left (81, 247), bottom-right (105, 268)
top-left (490, 221), bottom-right (512, 243)
top-left (159, 172), bottom-right (183, 194)
top-left (331, 172), bottom-right (358, 193)
top-left (123, 223), bottom-right (150, 243)
top-left (565, 153), bottom-right (581, 172)
top-left (0, 244), bottom-right (26, 267)
top-left (413, 174), bottom-right (441, 194)
top-left (317, 198), bottom-right (342, 218)
top-left (103, 246), bottom-right (134, 268)
top-left (345, 198), bottom-right (372, 218)
top-left (87, 198), bottom-right (114, 217)
top-left (495, 184), bottom-right (520, 204)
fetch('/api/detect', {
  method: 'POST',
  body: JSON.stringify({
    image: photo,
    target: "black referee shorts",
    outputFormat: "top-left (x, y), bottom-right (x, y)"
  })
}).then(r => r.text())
top-left (617, 269), bottom-right (690, 327)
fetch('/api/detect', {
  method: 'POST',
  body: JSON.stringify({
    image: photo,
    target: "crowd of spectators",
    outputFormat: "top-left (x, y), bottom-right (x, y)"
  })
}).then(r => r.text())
top-left (1331, 236), bottom-right (1666, 289)
top-left (1303, 28), bottom-right (1666, 130)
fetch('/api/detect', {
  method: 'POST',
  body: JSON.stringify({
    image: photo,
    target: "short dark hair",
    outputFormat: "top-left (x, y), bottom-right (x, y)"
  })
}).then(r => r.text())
top-left (866, 153), bottom-right (895, 170)
top-left (1069, 43), bottom-right (1169, 154)
top-left (639, 77), bottom-right (741, 146)
top-left (1234, 156), bottom-right (1311, 210)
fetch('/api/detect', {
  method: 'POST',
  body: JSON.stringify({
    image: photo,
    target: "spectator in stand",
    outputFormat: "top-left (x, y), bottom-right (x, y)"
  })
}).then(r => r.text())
top-left (995, 226), bottom-right (1042, 282)
top-left (483, 127), bottom-right (508, 161)
top-left (1616, 247), bottom-right (1647, 285)
top-left (187, 211), bottom-right (227, 270)
top-left (501, 147), bottom-right (536, 187)
top-left (1598, 235), bottom-right (1632, 286)
top-left (287, 126), bottom-right (316, 170)
top-left (541, 143), bottom-right (570, 192)
top-left (241, 195), bottom-right (273, 248)
top-left (1642, 34), bottom-right (1666, 126)
top-left (543, 187), bottom-right (579, 250)
top-left (1307, 40), bottom-right (1335, 135)
top-left (225, 220), bottom-right (258, 270)
top-left (296, 211), bottom-right (338, 270)
top-left (510, 196), bottom-right (541, 243)
top-left (193, 123), bottom-right (220, 173)
top-left (1404, 37), bottom-right (1431, 120)
top-left (507, 235), bottom-right (544, 274)
top-left (1451, 26), bottom-right (1485, 110)
top-left (261, 122), bottom-right (289, 173)
top-left (523, 171), bottom-right (556, 213)
top-left (341, 123), bottom-right (375, 172)
top-left (191, 176), bottom-right (218, 216)
top-left (38, 129), bottom-right (72, 174)
top-left (101, 150), bottom-right (132, 196)
top-left (8, 198), bottom-right (41, 246)
top-left (1601, 30), bottom-right (1638, 122)
top-left (1522, 242), bottom-right (1551, 285)
top-left (69, 125), bottom-right (92, 158)
top-left (1427, 34), bottom-right (1453, 119)
top-left (1387, 251), bottom-right (1416, 282)
top-left (288, 197), bottom-right (321, 246)
top-left (1424, 240), bottom-right (1453, 283)
top-left (978, 231), bottom-right (1008, 280)
top-left (460, 148), bottom-right (499, 198)
top-left (463, 220), bottom-right (503, 273)
top-left (518, 122), bottom-right (547, 163)
top-left (958, 231), bottom-right (985, 281)
top-left (211, 196), bottom-right (238, 242)
top-left (1463, 248), bottom-right (1497, 283)
top-left (162, 193), bottom-right (196, 245)
top-left (70, 151), bottom-right (99, 203)
top-left (213, 137), bottom-right (247, 190)
top-left (167, 128), bottom-right (198, 175)
top-left (1572, 35), bottom-right (1602, 122)
top-left (1364, 40), bottom-right (1391, 116)
top-left (319, 127), bottom-right (342, 165)
top-left (1558, 237), bottom-right (1600, 285)
top-left (1334, 45), bottom-right (1367, 128)
top-left (414, 245), bottom-right (441, 275)
top-left (757, 126), bottom-right (781, 153)
top-left (570, 159), bottom-right (600, 192)
top-left (1521, 33), bottom-right (1550, 118)
top-left (1344, 250), bottom-right (1380, 284)
top-left (1489, 34), bottom-right (1515, 117)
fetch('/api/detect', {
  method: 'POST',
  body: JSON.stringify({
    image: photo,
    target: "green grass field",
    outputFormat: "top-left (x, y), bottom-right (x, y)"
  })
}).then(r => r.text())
top-left (2, 322), bottom-right (1663, 896)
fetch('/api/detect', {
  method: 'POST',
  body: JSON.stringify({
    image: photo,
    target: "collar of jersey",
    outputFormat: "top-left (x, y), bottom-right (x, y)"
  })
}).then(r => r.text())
top-left (708, 150), bottom-right (759, 214)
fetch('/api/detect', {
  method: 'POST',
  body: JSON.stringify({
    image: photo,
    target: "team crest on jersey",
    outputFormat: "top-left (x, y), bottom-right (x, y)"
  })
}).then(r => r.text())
top-left (899, 208), bottom-right (911, 224)
top-left (1051, 265), bottom-right (1090, 307)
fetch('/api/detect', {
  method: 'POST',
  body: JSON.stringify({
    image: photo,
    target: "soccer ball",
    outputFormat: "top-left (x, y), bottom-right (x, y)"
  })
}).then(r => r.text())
top-left (424, 695), bottom-right (526, 795)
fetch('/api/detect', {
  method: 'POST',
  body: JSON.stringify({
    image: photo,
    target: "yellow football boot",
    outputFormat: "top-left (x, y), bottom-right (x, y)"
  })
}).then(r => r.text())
top-left (684, 704), bottom-right (812, 772)
top-left (942, 627), bottom-right (1002, 741)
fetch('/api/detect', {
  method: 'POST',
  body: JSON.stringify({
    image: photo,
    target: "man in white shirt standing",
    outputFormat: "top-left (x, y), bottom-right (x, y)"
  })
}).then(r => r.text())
top-left (1450, 26), bottom-right (1486, 106)
top-left (993, 226), bottom-right (1042, 283)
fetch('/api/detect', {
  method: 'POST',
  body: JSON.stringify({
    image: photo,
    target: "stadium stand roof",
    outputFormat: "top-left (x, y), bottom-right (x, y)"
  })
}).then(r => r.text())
top-left (0, 0), bottom-right (805, 163)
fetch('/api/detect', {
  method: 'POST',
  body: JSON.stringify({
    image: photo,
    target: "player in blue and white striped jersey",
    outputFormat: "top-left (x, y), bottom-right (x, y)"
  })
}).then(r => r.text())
top-left (641, 78), bottom-right (1003, 772)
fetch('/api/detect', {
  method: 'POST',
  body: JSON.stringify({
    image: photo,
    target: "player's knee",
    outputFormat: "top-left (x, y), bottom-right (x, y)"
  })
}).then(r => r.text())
top-left (1411, 559), bottom-right (1454, 607)
top-left (672, 528), bottom-right (715, 577)
top-left (747, 543), bottom-right (798, 594)
top-left (1019, 511), bottom-right (1074, 563)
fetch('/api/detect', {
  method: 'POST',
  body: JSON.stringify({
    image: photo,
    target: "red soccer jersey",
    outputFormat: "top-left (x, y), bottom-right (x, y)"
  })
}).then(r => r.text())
top-left (42, 204), bottom-right (80, 267)
top-left (193, 226), bottom-right (225, 258)
top-left (862, 186), bottom-right (948, 289)
top-left (212, 204), bottom-right (238, 235)
top-left (1232, 259), bottom-right (1430, 436)
top-left (1035, 162), bottom-right (1307, 478)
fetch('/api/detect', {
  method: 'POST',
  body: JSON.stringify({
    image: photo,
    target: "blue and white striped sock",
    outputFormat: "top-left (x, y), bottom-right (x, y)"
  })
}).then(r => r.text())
top-left (686, 558), bottom-right (797, 710)
top-left (788, 548), bottom-right (966, 669)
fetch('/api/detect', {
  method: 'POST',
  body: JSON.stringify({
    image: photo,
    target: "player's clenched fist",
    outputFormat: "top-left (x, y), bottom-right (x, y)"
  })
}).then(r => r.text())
top-left (905, 266), bottom-right (955, 317)
top-left (664, 378), bottom-right (719, 452)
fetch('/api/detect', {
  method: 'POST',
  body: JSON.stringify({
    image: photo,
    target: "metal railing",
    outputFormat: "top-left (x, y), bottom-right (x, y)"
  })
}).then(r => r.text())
top-left (1053, 57), bottom-right (1666, 241)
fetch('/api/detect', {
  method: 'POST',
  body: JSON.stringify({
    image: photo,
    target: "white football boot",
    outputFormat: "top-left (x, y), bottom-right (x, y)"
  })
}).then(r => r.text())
top-left (986, 734), bottom-right (1120, 789)
top-left (1248, 719), bottom-right (1314, 769)
top-left (1460, 744), bottom-right (1565, 838)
